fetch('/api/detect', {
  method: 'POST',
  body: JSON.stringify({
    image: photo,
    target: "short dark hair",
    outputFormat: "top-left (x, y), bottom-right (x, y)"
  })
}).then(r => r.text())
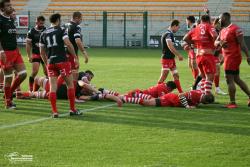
top-left (204, 94), bottom-right (215, 104)
top-left (186, 16), bottom-right (196, 23)
top-left (49, 13), bottom-right (61, 23)
top-left (201, 15), bottom-right (210, 23)
top-left (222, 12), bottom-right (231, 20)
top-left (73, 11), bottom-right (82, 19)
top-left (0, 0), bottom-right (10, 9)
top-left (85, 70), bottom-right (94, 77)
top-left (37, 15), bottom-right (45, 22)
top-left (166, 81), bottom-right (177, 90)
top-left (171, 20), bottom-right (180, 27)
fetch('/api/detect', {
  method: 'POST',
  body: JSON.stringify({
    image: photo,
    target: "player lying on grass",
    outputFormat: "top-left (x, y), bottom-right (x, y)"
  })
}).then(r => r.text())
top-left (15, 71), bottom-right (122, 106)
top-left (125, 81), bottom-right (177, 100)
top-left (122, 90), bottom-right (214, 109)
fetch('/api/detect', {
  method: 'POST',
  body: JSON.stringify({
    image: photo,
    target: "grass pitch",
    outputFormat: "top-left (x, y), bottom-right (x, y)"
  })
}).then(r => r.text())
top-left (0, 48), bottom-right (250, 167)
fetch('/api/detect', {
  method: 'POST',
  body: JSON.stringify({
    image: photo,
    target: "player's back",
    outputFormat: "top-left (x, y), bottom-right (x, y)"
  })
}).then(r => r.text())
top-left (161, 30), bottom-right (175, 59)
top-left (40, 26), bottom-right (67, 64)
top-left (0, 14), bottom-right (17, 50)
top-left (191, 23), bottom-right (216, 50)
top-left (184, 90), bottom-right (203, 106)
top-left (64, 21), bottom-right (81, 54)
top-left (28, 27), bottom-right (46, 54)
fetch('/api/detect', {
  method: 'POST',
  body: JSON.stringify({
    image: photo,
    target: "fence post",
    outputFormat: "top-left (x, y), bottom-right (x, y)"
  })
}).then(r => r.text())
top-left (103, 11), bottom-right (107, 48)
top-left (124, 12), bottom-right (126, 48)
top-left (143, 11), bottom-right (148, 48)
top-left (28, 11), bottom-right (31, 30)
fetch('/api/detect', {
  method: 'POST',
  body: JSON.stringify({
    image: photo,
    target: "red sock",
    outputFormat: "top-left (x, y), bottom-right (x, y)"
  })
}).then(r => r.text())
top-left (67, 88), bottom-right (76, 111)
top-left (73, 80), bottom-right (77, 91)
top-left (214, 75), bottom-right (220, 88)
top-left (192, 69), bottom-right (199, 80)
top-left (4, 86), bottom-right (12, 106)
top-left (174, 80), bottom-right (183, 93)
top-left (11, 76), bottom-right (22, 94)
top-left (200, 79), bottom-right (206, 94)
top-left (49, 92), bottom-right (57, 113)
top-left (123, 96), bottom-right (143, 104)
top-left (29, 76), bottom-right (34, 92)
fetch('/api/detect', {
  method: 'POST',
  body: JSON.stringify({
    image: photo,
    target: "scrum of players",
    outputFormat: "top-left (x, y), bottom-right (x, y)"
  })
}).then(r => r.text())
top-left (0, 0), bottom-right (249, 118)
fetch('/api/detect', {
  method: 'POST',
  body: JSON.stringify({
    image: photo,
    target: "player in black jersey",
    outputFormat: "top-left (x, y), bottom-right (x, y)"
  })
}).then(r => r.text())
top-left (64, 12), bottom-right (89, 83)
top-left (0, 0), bottom-right (27, 109)
top-left (158, 20), bottom-right (183, 93)
top-left (39, 13), bottom-right (80, 118)
top-left (26, 16), bottom-right (47, 92)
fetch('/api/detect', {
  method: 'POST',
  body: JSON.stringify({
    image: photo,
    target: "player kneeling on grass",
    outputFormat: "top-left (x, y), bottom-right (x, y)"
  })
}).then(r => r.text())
top-left (122, 90), bottom-right (214, 109)
top-left (125, 81), bottom-right (177, 100)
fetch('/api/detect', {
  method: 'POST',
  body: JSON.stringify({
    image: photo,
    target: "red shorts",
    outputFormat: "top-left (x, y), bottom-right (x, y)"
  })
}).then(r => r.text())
top-left (47, 62), bottom-right (72, 77)
top-left (32, 54), bottom-right (44, 63)
top-left (188, 50), bottom-right (196, 59)
top-left (67, 54), bottom-right (78, 70)
top-left (214, 56), bottom-right (220, 64)
top-left (0, 49), bottom-right (24, 70)
top-left (224, 56), bottom-right (242, 71)
top-left (196, 54), bottom-right (216, 75)
top-left (161, 59), bottom-right (176, 70)
top-left (127, 89), bottom-right (143, 97)
top-left (156, 93), bottom-right (180, 107)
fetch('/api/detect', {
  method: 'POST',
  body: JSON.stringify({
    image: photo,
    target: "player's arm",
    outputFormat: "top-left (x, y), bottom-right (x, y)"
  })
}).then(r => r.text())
top-left (26, 30), bottom-right (33, 63)
top-left (78, 80), bottom-right (99, 94)
top-left (64, 36), bottom-right (79, 68)
top-left (166, 39), bottom-right (183, 61)
top-left (75, 38), bottom-right (89, 64)
top-left (178, 93), bottom-right (195, 109)
top-left (236, 29), bottom-right (250, 64)
top-left (39, 33), bottom-right (47, 65)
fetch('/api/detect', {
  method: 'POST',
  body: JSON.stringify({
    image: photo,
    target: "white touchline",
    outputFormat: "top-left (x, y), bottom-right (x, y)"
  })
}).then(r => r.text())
top-left (0, 103), bottom-right (116, 130)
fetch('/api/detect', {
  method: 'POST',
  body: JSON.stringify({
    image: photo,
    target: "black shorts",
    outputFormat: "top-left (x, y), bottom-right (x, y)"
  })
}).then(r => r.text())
top-left (155, 98), bottom-right (161, 107)
top-left (225, 70), bottom-right (240, 75)
top-left (32, 58), bottom-right (44, 64)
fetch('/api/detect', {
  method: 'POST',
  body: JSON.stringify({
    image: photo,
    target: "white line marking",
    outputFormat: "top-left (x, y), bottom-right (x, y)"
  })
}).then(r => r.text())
top-left (0, 103), bottom-right (115, 130)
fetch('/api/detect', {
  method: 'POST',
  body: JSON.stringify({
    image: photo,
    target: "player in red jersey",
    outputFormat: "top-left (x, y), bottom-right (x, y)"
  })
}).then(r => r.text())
top-left (125, 81), bottom-right (176, 100)
top-left (26, 16), bottom-right (47, 92)
top-left (185, 16), bottom-right (199, 80)
top-left (215, 12), bottom-right (250, 108)
top-left (122, 90), bottom-right (214, 109)
top-left (0, 1), bottom-right (27, 109)
top-left (158, 20), bottom-right (184, 93)
top-left (39, 13), bottom-right (80, 118)
top-left (212, 18), bottom-right (227, 95)
top-left (183, 15), bottom-right (218, 95)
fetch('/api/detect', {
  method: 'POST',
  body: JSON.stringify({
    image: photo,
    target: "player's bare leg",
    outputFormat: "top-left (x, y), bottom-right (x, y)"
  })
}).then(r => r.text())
top-left (234, 75), bottom-right (250, 106)
top-left (158, 69), bottom-right (169, 84)
top-left (214, 64), bottom-right (227, 95)
top-left (12, 63), bottom-right (27, 93)
top-left (29, 62), bottom-right (40, 92)
top-left (172, 70), bottom-right (183, 93)
top-left (225, 74), bottom-right (237, 108)
top-left (105, 94), bottom-right (122, 107)
top-left (63, 74), bottom-right (82, 116)
top-left (49, 76), bottom-right (58, 116)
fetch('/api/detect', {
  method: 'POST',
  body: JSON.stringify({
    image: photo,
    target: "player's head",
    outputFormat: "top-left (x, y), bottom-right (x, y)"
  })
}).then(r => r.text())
top-left (49, 13), bottom-right (61, 26)
top-left (186, 16), bottom-right (195, 27)
top-left (36, 15), bottom-right (45, 29)
top-left (0, 0), bottom-right (13, 15)
top-left (165, 81), bottom-right (177, 92)
top-left (201, 15), bottom-right (211, 23)
top-left (72, 11), bottom-right (82, 24)
top-left (201, 94), bottom-right (215, 104)
top-left (219, 12), bottom-right (231, 28)
top-left (85, 70), bottom-right (94, 81)
top-left (9, 7), bottom-right (16, 20)
top-left (170, 20), bottom-right (180, 33)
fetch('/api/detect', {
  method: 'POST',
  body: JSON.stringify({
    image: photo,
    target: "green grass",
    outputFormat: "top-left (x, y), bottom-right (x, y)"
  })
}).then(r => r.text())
top-left (0, 48), bottom-right (250, 167)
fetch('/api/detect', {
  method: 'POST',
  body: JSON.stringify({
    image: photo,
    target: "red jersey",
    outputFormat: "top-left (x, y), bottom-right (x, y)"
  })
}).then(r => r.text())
top-left (220, 24), bottom-right (242, 59)
top-left (188, 23), bottom-right (217, 50)
top-left (184, 90), bottom-right (203, 106)
top-left (143, 83), bottom-right (171, 98)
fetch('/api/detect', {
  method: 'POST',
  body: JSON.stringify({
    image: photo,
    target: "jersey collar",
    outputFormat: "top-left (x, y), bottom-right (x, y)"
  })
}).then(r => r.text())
top-left (1, 13), bottom-right (10, 19)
